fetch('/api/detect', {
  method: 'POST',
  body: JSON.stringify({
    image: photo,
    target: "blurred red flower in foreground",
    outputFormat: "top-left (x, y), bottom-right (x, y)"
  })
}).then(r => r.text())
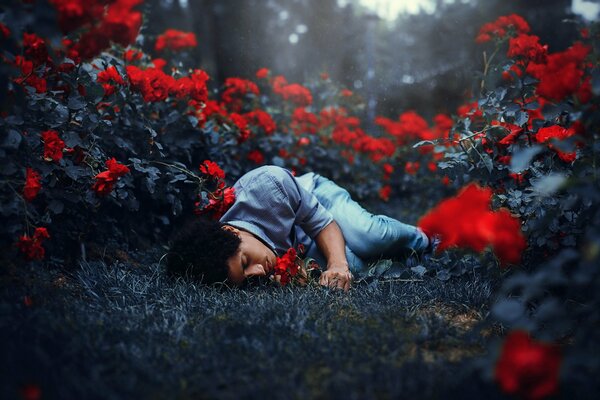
top-left (17, 227), bottom-right (50, 261)
top-left (274, 247), bottom-right (298, 286)
top-left (495, 330), bottom-right (561, 400)
top-left (417, 183), bottom-right (527, 265)
top-left (23, 168), bottom-right (42, 202)
top-left (92, 158), bottom-right (130, 196)
top-left (154, 29), bottom-right (197, 53)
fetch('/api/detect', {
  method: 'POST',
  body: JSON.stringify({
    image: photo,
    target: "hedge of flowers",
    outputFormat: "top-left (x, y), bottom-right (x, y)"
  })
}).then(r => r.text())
top-left (1, 2), bottom-right (599, 398)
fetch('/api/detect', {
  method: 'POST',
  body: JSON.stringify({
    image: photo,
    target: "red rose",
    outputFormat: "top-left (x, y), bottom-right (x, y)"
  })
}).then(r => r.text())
top-left (476, 14), bottom-right (530, 44)
top-left (247, 150), bottom-right (265, 164)
top-left (418, 183), bottom-right (527, 266)
top-left (23, 168), bottom-right (42, 202)
top-left (495, 330), bottom-right (561, 400)
top-left (273, 247), bottom-right (298, 286)
top-left (92, 158), bottom-right (130, 196)
top-left (155, 29), bottom-right (197, 53)
top-left (199, 160), bottom-right (225, 180)
top-left (379, 185), bottom-right (391, 202)
top-left (507, 34), bottom-right (548, 64)
top-left (16, 227), bottom-right (50, 261)
top-left (255, 68), bottom-right (270, 79)
top-left (41, 130), bottom-right (65, 162)
top-left (243, 109), bottom-right (276, 135)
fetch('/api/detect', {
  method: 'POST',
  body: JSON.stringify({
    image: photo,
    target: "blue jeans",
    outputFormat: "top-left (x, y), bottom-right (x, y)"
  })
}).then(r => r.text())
top-left (296, 173), bottom-right (429, 274)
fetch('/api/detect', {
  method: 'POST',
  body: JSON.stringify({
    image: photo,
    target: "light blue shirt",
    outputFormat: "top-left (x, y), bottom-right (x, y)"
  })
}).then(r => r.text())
top-left (219, 166), bottom-right (334, 257)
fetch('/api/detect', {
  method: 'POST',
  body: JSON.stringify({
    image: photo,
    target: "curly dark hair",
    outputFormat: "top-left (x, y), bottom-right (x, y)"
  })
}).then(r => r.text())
top-left (166, 217), bottom-right (241, 284)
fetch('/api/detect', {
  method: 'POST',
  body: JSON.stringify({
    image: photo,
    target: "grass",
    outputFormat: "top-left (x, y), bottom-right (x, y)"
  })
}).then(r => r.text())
top-left (0, 247), bottom-right (508, 400)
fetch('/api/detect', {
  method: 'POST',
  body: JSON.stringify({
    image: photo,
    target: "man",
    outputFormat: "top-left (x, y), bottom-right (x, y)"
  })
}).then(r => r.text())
top-left (168, 165), bottom-right (432, 291)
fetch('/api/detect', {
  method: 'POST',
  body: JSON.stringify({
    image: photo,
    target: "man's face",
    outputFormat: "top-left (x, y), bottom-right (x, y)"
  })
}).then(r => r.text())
top-left (222, 225), bottom-right (278, 286)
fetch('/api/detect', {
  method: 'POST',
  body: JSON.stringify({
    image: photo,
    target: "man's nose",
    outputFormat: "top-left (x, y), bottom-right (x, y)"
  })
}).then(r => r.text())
top-left (244, 264), bottom-right (267, 277)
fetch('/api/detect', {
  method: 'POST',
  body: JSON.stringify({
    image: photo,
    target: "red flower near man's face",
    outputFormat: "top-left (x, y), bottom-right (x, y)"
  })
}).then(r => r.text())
top-left (418, 183), bottom-right (527, 266)
top-left (41, 130), bottom-right (65, 162)
top-left (495, 330), bottom-right (561, 400)
top-left (92, 158), bottom-right (130, 196)
top-left (23, 168), bottom-right (42, 202)
top-left (273, 247), bottom-right (298, 286)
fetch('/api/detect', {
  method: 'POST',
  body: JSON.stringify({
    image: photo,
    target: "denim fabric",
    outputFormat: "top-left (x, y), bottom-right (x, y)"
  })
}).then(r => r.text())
top-left (296, 172), bottom-right (429, 274)
top-left (220, 166), bottom-right (334, 256)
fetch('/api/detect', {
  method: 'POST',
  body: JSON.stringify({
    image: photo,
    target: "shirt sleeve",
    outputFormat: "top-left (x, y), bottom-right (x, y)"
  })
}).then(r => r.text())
top-left (229, 166), bottom-right (333, 239)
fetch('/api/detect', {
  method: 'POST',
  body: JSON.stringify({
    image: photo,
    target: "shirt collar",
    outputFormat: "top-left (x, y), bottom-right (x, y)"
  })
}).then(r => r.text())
top-left (223, 220), bottom-right (279, 257)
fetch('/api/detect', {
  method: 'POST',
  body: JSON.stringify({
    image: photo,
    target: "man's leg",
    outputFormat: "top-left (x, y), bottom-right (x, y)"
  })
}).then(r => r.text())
top-left (310, 174), bottom-right (429, 261)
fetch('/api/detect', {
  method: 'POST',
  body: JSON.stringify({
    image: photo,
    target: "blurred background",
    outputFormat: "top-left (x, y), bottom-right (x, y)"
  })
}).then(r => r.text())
top-left (142, 0), bottom-right (598, 121)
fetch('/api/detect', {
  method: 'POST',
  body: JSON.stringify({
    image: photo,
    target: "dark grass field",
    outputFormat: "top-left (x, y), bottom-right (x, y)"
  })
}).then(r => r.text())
top-left (0, 246), bottom-right (512, 400)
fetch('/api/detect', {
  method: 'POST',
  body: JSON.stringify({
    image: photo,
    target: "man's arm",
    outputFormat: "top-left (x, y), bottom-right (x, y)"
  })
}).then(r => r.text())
top-left (314, 220), bottom-right (353, 291)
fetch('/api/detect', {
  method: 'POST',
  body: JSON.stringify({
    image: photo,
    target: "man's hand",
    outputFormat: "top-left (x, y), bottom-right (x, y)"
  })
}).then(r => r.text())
top-left (319, 262), bottom-right (353, 291)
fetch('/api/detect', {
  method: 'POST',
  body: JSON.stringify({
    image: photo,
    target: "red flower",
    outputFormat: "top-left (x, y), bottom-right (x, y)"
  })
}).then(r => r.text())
top-left (476, 14), bottom-right (530, 43)
top-left (340, 89), bottom-right (353, 97)
top-left (297, 137), bottom-right (310, 146)
top-left (97, 66), bottom-right (125, 96)
top-left (382, 163), bottom-right (394, 180)
top-left (20, 383), bottom-right (42, 400)
top-left (457, 101), bottom-right (483, 121)
top-left (0, 22), bottom-right (10, 38)
top-left (379, 185), bottom-right (391, 202)
top-left (273, 82), bottom-right (313, 107)
top-left (199, 160), bottom-right (225, 180)
top-left (535, 125), bottom-right (578, 162)
top-left (291, 107), bottom-right (320, 135)
top-left (495, 330), bottom-right (561, 400)
top-left (23, 168), bottom-right (42, 202)
top-left (16, 227), bottom-right (50, 261)
top-left (23, 32), bottom-right (48, 66)
top-left (353, 136), bottom-right (395, 162)
top-left (405, 161), bottom-right (420, 175)
top-left (229, 113), bottom-right (251, 143)
top-left (124, 48), bottom-right (143, 62)
top-left (171, 69), bottom-right (210, 102)
top-left (255, 68), bottom-right (270, 79)
top-left (526, 42), bottom-right (591, 102)
top-left (507, 34), bottom-right (548, 63)
top-left (376, 111), bottom-right (432, 144)
top-left (195, 186), bottom-right (235, 220)
top-left (126, 65), bottom-right (176, 102)
top-left (41, 130), bottom-right (65, 162)
top-left (247, 149), bottom-right (265, 164)
top-left (221, 77), bottom-right (260, 112)
top-left (13, 56), bottom-right (47, 93)
top-left (155, 29), bottom-right (197, 53)
top-left (273, 247), bottom-right (298, 286)
top-left (243, 109), bottom-right (276, 135)
top-left (101, 0), bottom-right (143, 47)
top-left (418, 183), bottom-right (527, 266)
top-left (92, 158), bottom-right (130, 196)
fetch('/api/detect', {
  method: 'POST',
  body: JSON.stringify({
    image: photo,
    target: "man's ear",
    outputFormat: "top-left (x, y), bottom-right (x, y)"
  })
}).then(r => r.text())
top-left (221, 225), bottom-right (240, 235)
